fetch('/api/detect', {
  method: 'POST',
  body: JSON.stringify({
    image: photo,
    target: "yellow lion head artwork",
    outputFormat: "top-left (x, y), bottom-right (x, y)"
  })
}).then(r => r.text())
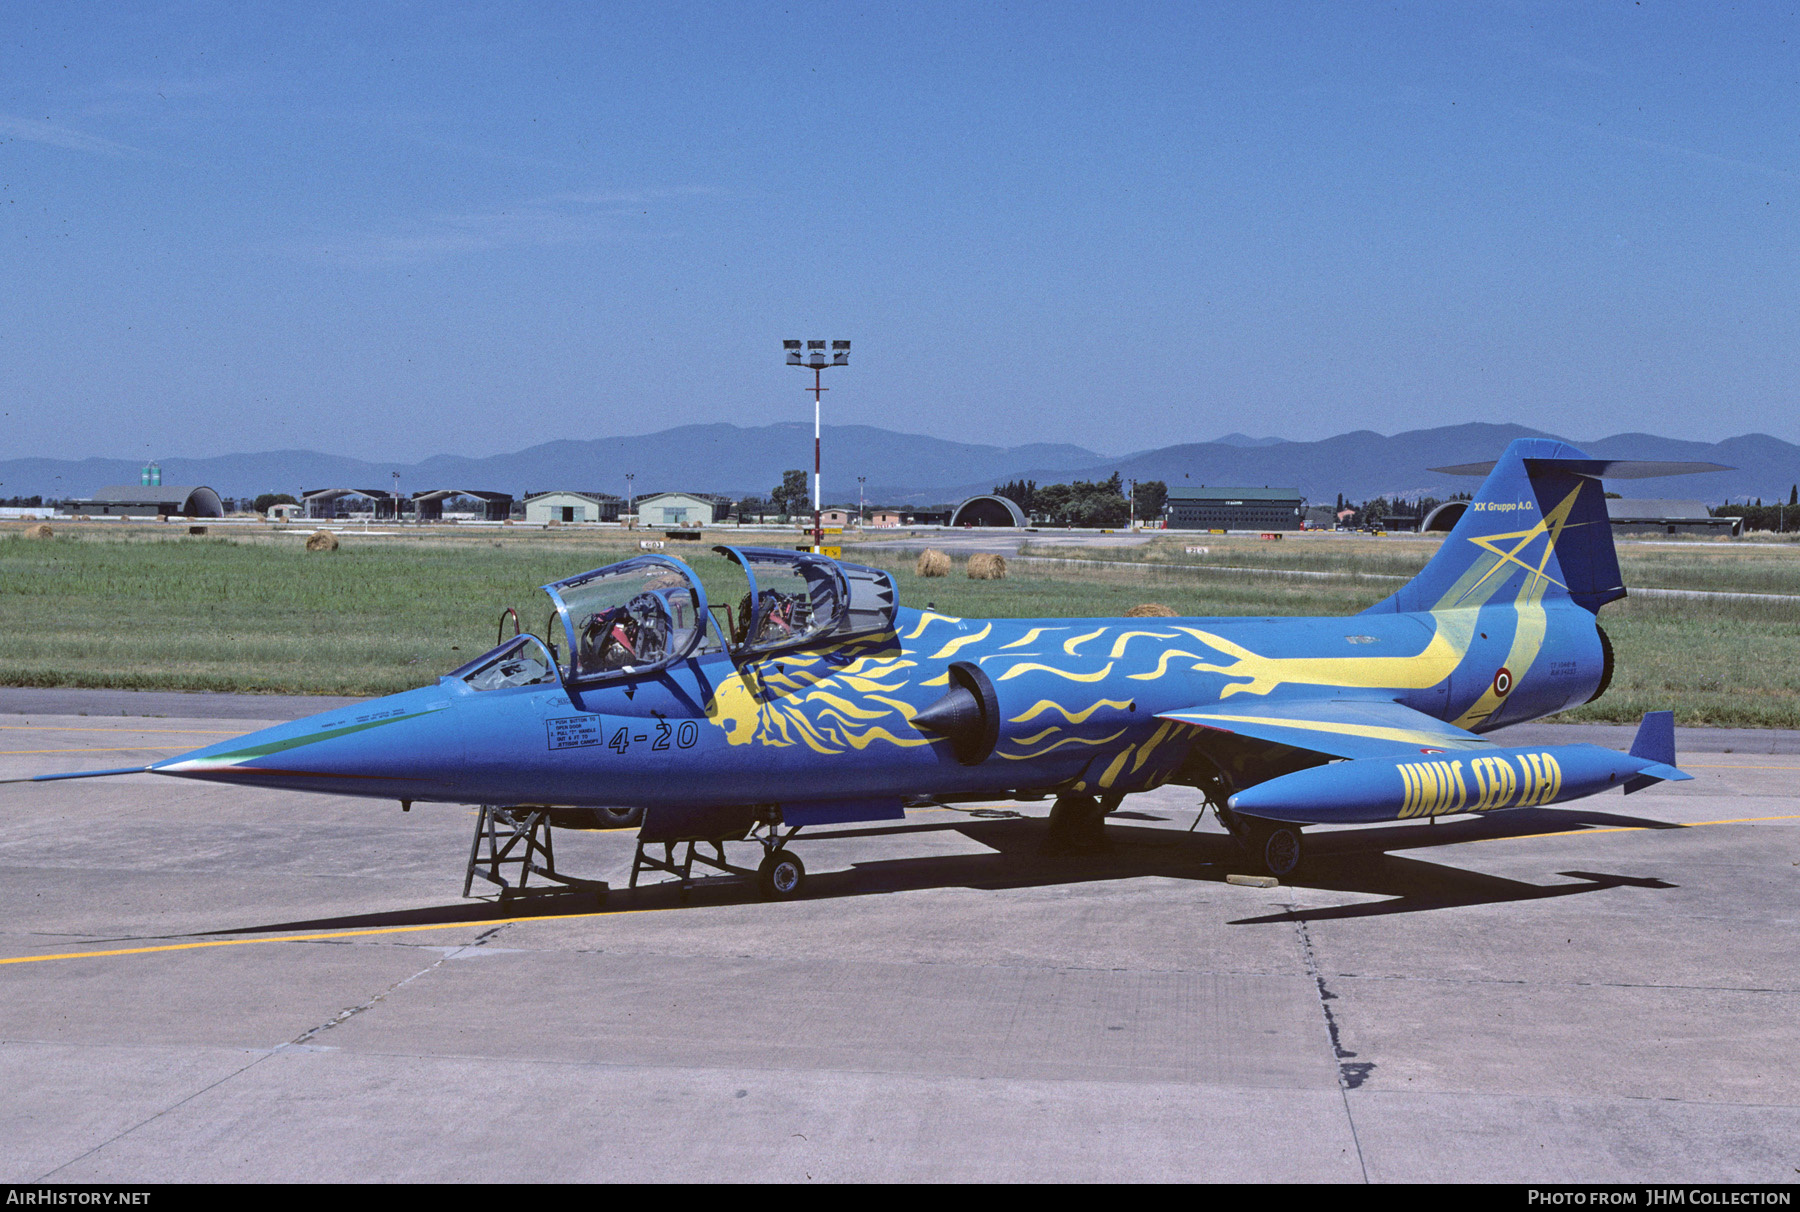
top-left (702, 648), bottom-right (933, 755)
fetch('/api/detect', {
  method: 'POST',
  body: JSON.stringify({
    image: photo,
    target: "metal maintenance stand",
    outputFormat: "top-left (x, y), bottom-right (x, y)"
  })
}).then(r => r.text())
top-left (463, 805), bottom-right (609, 902)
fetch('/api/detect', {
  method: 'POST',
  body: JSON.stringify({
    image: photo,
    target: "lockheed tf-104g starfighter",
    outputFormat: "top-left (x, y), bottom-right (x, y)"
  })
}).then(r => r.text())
top-left (14, 438), bottom-right (1720, 894)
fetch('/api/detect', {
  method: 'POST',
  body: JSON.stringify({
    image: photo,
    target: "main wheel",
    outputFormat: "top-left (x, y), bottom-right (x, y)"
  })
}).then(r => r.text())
top-left (756, 849), bottom-right (806, 900)
top-left (1258, 825), bottom-right (1303, 878)
top-left (594, 805), bottom-right (644, 829)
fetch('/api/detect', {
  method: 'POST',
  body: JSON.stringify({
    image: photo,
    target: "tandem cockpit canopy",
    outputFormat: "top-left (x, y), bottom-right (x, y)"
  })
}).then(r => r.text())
top-left (445, 547), bottom-right (899, 692)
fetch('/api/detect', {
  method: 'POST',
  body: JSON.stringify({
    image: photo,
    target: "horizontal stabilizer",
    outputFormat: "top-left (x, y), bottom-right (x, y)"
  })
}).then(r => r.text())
top-left (1431, 458), bottom-right (1732, 479)
top-left (1158, 698), bottom-right (1493, 761)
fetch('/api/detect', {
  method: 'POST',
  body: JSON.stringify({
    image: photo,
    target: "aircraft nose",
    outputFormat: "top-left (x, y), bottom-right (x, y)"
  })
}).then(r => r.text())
top-left (150, 689), bottom-right (468, 800)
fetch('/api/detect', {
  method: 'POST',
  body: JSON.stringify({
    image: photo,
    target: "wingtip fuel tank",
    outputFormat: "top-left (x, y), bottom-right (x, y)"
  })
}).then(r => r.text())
top-left (1227, 739), bottom-right (1692, 826)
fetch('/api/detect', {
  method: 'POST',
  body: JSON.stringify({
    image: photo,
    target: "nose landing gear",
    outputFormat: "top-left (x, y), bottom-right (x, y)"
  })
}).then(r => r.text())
top-left (757, 848), bottom-right (806, 900)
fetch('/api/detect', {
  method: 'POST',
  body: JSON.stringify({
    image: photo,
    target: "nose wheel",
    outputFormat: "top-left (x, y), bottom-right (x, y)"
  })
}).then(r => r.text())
top-left (756, 848), bottom-right (806, 900)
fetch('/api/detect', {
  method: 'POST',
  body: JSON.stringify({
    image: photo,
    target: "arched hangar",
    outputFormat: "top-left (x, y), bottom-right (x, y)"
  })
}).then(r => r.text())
top-left (1421, 500), bottom-right (1468, 533)
top-left (948, 495), bottom-right (1028, 527)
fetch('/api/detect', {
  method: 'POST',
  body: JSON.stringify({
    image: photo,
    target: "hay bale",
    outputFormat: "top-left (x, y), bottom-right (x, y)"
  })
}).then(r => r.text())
top-left (26, 522), bottom-right (53, 540)
top-left (304, 530), bottom-right (339, 552)
top-left (1124, 602), bottom-right (1179, 617)
top-left (915, 548), bottom-right (951, 578)
top-left (967, 552), bottom-right (1007, 580)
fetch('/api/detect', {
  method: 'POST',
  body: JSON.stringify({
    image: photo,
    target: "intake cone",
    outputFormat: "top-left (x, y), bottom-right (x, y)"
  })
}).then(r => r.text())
top-left (911, 661), bottom-right (999, 765)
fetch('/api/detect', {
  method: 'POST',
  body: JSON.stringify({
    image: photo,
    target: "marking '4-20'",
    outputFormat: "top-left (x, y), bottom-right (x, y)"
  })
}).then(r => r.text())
top-left (547, 716), bottom-right (699, 753)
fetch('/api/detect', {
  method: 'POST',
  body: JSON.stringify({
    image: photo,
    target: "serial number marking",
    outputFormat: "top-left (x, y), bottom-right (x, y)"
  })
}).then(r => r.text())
top-left (547, 716), bottom-right (703, 754)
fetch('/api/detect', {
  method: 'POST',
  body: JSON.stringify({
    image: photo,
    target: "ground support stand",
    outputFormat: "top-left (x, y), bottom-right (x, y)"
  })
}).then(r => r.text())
top-left (629, 821), bottom-right (808, 900)
top-left (463, 805), bottom-right (610, 903)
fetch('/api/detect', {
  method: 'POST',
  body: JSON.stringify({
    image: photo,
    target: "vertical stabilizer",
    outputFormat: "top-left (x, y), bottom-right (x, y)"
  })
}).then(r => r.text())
top-left (1367, 438), bottom-right (1624, 616)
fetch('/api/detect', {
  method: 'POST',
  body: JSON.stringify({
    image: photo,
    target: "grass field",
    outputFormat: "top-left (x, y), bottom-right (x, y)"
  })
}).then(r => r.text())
top-left (3, 525), bottom-right (1798, 728)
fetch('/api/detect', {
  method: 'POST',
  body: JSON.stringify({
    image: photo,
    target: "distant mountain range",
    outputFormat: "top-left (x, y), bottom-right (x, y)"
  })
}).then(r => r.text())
top-left (3, 421), bottom-right (1796, 506)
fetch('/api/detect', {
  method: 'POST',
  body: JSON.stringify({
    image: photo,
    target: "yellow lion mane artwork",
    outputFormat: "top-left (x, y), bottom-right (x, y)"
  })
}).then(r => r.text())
top-left (703, 646), bottom-right (933, 755)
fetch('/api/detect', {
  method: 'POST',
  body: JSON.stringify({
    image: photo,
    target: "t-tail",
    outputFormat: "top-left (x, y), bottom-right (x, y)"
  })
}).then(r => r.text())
top-left (1365, 437), bottom-right (1728, 617)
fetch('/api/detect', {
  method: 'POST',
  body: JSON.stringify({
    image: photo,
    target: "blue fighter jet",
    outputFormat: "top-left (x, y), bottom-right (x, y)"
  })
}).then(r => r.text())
top-left (13, 438), bottom-right (1722, 892)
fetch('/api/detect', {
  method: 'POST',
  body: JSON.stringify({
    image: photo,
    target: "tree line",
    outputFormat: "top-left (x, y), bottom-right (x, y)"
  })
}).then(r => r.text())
top-left (994, 475), bottom-right (1167, 526)
top-left (1712, 486), bottom-right (1800, 533)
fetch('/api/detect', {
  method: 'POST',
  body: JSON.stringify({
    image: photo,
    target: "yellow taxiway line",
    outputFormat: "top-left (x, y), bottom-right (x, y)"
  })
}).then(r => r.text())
top-left (4, 811), bottom-right (1797, 970)
top-left (1468, 812), bottom-right (1800, 844)
top-left (1, 746), bottom-right (192, 755)
top-left (0, 907), bottom-right (659, 967)
top-left (0, 726), bottom-right (246, 735)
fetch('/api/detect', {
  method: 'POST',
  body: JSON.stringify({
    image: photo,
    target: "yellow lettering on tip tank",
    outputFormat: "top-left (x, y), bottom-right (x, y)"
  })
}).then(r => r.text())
top-left (928, 623), bottom-right (992, 660)
top-left (1518, 753), bottom-right (1542, 805)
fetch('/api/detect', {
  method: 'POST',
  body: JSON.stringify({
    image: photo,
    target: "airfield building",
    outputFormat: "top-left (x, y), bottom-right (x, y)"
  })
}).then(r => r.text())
top-left (633, 492), bottom-right (718, 528)
top-left (1164, 486), bottom-right (1304, 531)
top-left (64, 485), bottom-right (225, 518)
top-left (1606, 499), bottom-right (1741, 537)
top-left (524, 491), bottom-right (622, 525)
top-left (412, 489), bottom-right (514, 522)
top-left (948, 495), bottom-right (1030, 527)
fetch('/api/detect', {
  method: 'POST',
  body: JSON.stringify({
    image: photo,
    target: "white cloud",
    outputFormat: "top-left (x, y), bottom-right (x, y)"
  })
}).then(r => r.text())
top-left (0, 113), bottom-right (147, 158)
top-left (284, 189), bottom-right (706, 266)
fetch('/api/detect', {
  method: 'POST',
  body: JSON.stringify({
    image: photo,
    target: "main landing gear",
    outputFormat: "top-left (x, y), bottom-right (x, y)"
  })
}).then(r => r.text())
top-left (1215, 802), bottom-right (1305, 879)
top-left (1041, 792), bottom-right (1112, 855)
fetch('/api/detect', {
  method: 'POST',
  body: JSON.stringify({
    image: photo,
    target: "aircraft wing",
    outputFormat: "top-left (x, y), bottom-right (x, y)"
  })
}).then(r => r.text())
top-left (1155, 698), bottom-right (1496, 760)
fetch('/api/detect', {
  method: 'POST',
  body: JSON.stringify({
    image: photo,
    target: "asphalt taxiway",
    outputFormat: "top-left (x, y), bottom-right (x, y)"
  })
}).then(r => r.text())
top-left (1, 693), bottom-right (1795, 1183)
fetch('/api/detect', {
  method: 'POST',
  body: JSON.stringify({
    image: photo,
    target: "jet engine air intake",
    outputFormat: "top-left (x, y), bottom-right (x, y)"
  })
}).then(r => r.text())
top-left (911, 661), bottom-right (999, 765)
top-left (1586, 623), bottom-right (1615, 705)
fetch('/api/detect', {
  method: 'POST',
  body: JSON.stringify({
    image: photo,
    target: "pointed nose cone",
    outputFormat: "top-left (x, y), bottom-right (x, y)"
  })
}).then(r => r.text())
top-left (150, 688), bottom-right (469, 802)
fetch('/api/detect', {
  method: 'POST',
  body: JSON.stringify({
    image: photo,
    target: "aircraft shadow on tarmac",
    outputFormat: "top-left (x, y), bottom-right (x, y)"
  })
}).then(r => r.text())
top-left (192, 805), bottom-right (1682, 939)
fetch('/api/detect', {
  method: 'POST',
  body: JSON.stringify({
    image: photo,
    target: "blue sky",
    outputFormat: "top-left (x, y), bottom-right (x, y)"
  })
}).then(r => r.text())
top-left (3, 2), bottom-right (1796, 461)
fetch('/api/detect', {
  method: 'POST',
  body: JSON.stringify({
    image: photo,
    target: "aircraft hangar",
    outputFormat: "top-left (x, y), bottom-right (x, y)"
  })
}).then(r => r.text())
top-left (947, 494), bottom-right (1028, 527)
